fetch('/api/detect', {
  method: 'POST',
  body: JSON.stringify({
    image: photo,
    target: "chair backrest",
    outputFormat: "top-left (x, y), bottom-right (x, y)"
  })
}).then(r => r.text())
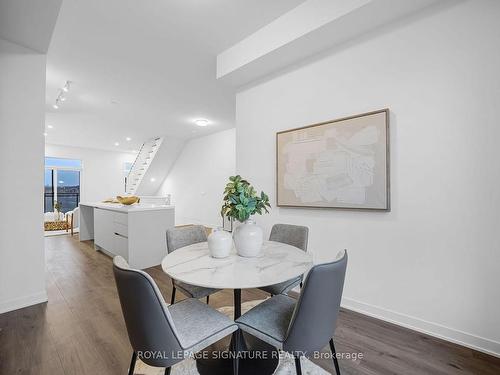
top-left (283, 251), bottom-right (347, 356)
top-left (113, 256), bottom-right (183, 367)
top-left (166, 225), bottom-right (207, 253)
top-left (269, 224), bottom-right (309, 251)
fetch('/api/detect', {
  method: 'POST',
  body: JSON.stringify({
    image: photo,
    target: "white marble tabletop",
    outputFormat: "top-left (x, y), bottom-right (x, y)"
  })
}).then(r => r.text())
top-left (161, 241), bottom-right (313, 289)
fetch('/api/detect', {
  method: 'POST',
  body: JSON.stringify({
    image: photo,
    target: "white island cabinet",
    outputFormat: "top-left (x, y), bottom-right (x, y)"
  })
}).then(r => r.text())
top-left (79, 202), bottom-right (175, 269)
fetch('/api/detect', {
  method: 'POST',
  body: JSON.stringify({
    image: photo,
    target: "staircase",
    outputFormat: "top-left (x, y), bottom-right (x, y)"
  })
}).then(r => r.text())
top-left (125, 137), bottom-right (163, 195)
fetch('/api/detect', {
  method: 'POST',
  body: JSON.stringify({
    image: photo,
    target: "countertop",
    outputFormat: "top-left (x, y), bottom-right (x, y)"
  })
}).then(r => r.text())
top-left (79, 202), bottom-right (175, 213)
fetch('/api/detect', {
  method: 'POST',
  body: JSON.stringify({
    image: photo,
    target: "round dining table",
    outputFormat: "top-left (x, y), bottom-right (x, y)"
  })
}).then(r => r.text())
top-left (161, 240), bottom-right (313, 375)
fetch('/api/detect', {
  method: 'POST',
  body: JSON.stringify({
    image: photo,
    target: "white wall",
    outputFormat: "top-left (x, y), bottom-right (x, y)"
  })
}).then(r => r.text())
top-left (158, 129), bottom-right (236, 227)
top-left (236, 0), bottom-right (500, 356)
top-left (135, 137), bottom-right (185, 196)
top-left (0, 38), bottom-right (47, 313)
top-left (45, 144), bottom-right (135, 203)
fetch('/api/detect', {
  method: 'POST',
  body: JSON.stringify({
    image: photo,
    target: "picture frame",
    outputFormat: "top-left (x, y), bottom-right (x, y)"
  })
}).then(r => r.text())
top-left (276, 109), bottom-right (390, 211)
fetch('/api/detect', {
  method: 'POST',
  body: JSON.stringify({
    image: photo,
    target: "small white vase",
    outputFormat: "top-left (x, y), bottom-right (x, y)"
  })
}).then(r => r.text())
top-left (233, 219), bottom-right (263, 257)
top-left (207, 227), bottom-right (233, 258)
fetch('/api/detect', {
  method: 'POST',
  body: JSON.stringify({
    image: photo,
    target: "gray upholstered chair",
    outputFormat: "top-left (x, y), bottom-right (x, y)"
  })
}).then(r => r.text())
top-left (166, 225), bottom-right (220, 304)
top-left (236, 250), bottom-right (347, 375)
top-left (259, 224), bottom-right (309, 295)
top-left (113, 256), bottom-right (237, 375)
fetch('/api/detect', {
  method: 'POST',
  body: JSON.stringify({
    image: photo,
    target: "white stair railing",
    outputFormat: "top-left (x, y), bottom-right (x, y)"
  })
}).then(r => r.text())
top-left (125, 137), bottom-right (163, 195)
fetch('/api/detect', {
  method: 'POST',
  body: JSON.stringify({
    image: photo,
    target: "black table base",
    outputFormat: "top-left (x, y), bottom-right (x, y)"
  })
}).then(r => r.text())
top-left (195, 289), bottom-right (280, 375)
top-left (195, 333), bottom-right (279, 375)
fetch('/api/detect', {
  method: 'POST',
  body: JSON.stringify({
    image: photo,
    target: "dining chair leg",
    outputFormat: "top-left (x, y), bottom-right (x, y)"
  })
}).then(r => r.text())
top-left (231, 329), bottom-right (240, 375)
top-left (128, 351), bottom-right (137, 375)
top-left (206, 295), bottom-right (210, 304)
top-left (294, 356), bottom-right (302, 375)
top-left (164, 367), bottom-right (171, 375)
top-left (329, 338), bottom-right (341, 375)
top-left (170, 287), bottom-right (176, 305)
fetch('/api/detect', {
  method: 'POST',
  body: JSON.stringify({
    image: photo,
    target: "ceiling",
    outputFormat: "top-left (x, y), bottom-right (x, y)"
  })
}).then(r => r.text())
top-left (45, 0), bottom-right (304, 152)
top-left (0, 0), bottom-right (62, 53)
top-left (217, 0), bottom-right (445, 85)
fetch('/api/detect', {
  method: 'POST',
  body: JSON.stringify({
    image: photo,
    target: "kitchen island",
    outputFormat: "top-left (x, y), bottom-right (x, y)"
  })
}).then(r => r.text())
top-left (79, 202), bottom-right (175, 269)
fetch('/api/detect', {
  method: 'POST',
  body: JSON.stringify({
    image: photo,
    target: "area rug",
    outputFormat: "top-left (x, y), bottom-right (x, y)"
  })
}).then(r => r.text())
top-left (134, 299), bottom-right (329, 374)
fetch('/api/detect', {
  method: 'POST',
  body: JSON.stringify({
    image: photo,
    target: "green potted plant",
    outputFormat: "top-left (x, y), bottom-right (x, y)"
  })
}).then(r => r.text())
top-left (221, 175), bottom-right (270, 257)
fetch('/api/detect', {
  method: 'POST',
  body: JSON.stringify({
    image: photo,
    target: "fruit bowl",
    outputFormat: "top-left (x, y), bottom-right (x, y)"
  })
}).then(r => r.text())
top-left (116, 196), bottom-right (140, 205)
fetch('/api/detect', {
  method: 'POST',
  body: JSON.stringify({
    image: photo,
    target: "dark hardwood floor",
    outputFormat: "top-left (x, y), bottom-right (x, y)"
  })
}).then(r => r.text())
top-left (1, 235), bottom-right (499, 374)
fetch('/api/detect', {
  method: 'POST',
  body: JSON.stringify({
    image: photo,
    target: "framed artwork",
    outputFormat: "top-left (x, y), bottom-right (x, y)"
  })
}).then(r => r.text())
top-left (276, 109), bottom-right (390, 211)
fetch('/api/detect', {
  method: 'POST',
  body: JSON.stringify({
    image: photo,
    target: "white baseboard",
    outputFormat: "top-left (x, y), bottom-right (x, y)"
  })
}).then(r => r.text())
top-left (341, 297), bottom-right (500, 359)
top-left (0, 290), bottom-right (48, 314)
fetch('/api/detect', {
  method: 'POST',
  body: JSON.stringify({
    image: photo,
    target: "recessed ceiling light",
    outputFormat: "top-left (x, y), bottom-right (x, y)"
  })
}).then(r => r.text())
top-left (126, 137), bottom-right (131, 141)
top-left (150, 177), bottom-right (156, 182)
top-left (60, 96), bottom-right (66, 102)
top-left (43, 132), bottom-right (48, 137)
top-left (53, 104), bottom-right (59, 109)
top-left (194, 118), bottom-right (209, 127)
top-left (114, 142), bottom-right (120, 146)
top-left (47, 125), bottom-right (53, 129)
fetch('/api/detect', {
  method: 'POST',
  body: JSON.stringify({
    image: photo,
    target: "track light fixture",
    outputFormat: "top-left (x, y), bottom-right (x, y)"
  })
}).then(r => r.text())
top-left (53, 80), bottom-right (72, 109)
top-left (62, 81), bottom-right (71, 92)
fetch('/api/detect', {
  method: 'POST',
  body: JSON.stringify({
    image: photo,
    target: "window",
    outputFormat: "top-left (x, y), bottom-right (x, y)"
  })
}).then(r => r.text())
top-left (44, 157), bottom-right (82, 213)
top-left (44, 169), bottom-right (54, 213)
top-left (123, 161), bottom-right (133, 177)
top-left (45, 157), bottom-right (82, 169)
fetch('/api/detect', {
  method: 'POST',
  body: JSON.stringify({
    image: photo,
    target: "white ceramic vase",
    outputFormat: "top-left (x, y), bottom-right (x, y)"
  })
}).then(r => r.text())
top-left (233, 219), bottom-right (263, 257)
top-left (207, 227), bottom-right (233, 258)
